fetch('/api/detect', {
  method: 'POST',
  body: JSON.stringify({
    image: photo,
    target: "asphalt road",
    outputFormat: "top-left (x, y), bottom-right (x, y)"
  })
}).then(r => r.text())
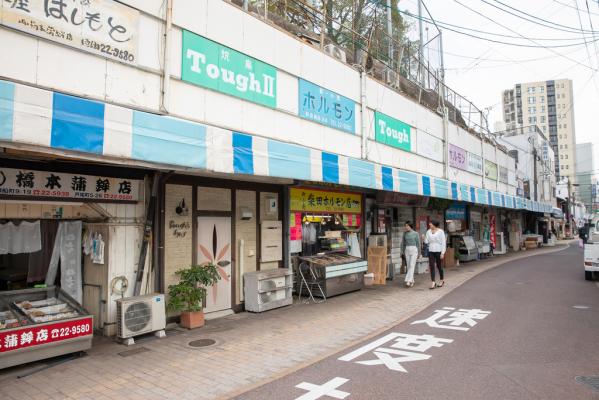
top-left (234, 243), bottom-right (599, 400)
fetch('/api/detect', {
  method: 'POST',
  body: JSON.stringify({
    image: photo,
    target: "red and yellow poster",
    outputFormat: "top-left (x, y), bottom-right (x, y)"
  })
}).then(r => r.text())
top-left (290, 188), bottom-right (362, 214)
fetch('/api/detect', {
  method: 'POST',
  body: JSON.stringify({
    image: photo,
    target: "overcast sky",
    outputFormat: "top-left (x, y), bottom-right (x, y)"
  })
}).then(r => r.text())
top-left (401, 0), bottom-right (599, 163)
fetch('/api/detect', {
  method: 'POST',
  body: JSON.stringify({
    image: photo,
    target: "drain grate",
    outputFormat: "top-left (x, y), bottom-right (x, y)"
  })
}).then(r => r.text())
top-left (118, 346), bottom-right (150, 357)
top-left (188, 338), bottom-right (216, 348)
top-left (576, 376), bottom-right (599, 392)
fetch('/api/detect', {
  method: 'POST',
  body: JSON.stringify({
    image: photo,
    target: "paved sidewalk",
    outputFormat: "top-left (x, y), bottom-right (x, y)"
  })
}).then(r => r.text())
top-left (0, 243), bottom-right (571, 400)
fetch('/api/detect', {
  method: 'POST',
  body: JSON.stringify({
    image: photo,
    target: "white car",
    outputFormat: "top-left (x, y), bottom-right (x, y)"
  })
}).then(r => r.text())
top-left (584, 218), bottom-right (599, 281)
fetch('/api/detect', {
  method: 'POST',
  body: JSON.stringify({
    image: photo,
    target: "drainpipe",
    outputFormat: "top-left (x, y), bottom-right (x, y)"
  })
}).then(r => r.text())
top-left (439, 71), bottom-right (449, 180)
top-left (361, 70), bottom-right (368, 160)
top-left (160, 0), bottom-right (173, 113)
top-left (480, 112), bottom-right (486, 189)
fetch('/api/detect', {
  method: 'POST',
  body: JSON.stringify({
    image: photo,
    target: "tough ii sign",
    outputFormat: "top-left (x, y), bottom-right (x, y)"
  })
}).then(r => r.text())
top-left (182, 30), bottom-right (277, 108)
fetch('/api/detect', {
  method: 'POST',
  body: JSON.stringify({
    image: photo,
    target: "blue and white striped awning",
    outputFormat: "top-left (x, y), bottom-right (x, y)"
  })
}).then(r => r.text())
top-left (0, 79), bottom-right (552, 213)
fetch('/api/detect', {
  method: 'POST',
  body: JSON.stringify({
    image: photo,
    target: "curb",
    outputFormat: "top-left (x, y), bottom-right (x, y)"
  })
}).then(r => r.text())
top-left (219, 243), bottom-right (572, 400)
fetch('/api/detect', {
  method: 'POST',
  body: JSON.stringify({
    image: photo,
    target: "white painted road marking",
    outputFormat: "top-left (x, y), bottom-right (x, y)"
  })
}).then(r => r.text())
top-left (411, 307), bottom-right (491, 331)
top-left (295, 377), bottom-right (350, 400)
top-left (338, 332), bottom-right (453, 373)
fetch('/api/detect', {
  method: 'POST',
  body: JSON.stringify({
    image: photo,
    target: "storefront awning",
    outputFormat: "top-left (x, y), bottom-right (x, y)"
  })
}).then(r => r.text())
top-left (0, 78), bottom-right (553, 213)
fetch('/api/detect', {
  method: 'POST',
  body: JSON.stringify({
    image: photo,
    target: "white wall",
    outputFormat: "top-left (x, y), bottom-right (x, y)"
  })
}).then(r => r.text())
top-left (0, 0), bottom-right (519, 193)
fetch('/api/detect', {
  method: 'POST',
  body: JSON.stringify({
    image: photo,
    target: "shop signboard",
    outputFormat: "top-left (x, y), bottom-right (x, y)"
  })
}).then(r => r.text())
top-left (499, 167), bottom-right (508, 183)
top-left (290, 188), bottom-right (362, 213)
top-left (0, 168), bottom-right (140, 202)
top-left (374, 111), bottom-right (411, 151)
top-left (0, 317), bottom-right (93, 353)
top-left (182, 30), bottom-right (277, 108)
top-left (446, 204), bottom-right (467, 220)
top-left (467, 153), bottom-right (483, 175)
top-left (484, 160), bottom-right (498, 181)
top-left (298, 79), bottom-right (355, 133)
top-left (1, 0), bottom-right (139, 65)
top-left (416, 131), bottom-right (443, 162)
top-left (448, 144), bottom-right (467, 170)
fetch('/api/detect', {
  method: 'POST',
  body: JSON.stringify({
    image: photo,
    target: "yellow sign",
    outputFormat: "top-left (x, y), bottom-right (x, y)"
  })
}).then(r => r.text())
top-left (290, 188), bottom-right (362, 213)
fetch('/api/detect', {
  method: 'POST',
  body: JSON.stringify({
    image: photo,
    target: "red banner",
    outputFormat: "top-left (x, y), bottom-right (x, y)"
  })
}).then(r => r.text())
top-left (0, 317), bottom-right (92, 353)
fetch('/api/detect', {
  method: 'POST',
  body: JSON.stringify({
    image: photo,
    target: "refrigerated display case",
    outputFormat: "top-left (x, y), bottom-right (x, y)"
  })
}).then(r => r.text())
top-left (298, 253), bottom-right (367, 297)
top-left (0, 286), bottom-right (93, 369)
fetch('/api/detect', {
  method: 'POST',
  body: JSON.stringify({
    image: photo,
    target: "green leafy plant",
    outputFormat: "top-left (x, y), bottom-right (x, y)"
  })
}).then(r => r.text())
top-left (167, 264), bottom-right (221, 313)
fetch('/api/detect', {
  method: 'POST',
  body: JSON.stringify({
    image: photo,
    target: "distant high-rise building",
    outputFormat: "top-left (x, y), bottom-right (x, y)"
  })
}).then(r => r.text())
top-left (501, 79), bottom-right (576, 182)
top-left (576, 142), bottom-right (596, 211)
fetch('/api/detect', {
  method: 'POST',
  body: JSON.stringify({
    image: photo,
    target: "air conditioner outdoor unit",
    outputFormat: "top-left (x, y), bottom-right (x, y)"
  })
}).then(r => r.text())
top-left (116, 293), bottom-right (166, 345)
top-left (324, 44), bottom-right (347, 63)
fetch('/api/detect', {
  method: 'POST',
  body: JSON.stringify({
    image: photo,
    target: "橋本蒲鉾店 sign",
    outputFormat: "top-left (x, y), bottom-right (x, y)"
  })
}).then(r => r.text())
top-left (0, 168), bottom-right (141, 202)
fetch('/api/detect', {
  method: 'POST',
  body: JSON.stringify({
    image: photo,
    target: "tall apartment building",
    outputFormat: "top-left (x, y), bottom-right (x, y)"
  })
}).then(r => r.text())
top-left (502, 79), bottom-right (576, 182)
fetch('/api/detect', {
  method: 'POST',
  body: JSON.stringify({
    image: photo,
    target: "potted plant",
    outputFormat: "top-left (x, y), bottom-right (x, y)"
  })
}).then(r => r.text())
top-left (167, 263), bottom-right (221, 329)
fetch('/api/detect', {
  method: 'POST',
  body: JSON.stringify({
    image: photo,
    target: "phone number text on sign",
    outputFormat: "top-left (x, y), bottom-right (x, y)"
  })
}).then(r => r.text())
top-left (0, 317), bottom-right (93, 352)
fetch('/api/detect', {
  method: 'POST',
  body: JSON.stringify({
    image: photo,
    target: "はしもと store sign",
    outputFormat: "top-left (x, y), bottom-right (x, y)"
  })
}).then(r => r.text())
top-left (374, 111), bottom-right (412, 151)
top-left (1, 0), bottom-right (139, 64)
top-left (0, 317), bottom-right (93, 352)
top-left (0, 168), bottom-right (140, 202)
top-left (182, 30), bottom-right (277, 108)
top-left (298, 79), bottom-right (356, 134)
top-left (290, 188), bottom-right (362, 213)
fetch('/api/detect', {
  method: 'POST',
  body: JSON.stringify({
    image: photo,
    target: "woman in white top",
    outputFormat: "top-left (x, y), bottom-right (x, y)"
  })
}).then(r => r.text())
top-left (424, 220), bottom-right (446, 289)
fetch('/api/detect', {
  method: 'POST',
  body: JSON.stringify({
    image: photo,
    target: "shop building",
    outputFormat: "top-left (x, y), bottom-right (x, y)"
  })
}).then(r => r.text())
top-left (0, 0), bottom-right (554, 353)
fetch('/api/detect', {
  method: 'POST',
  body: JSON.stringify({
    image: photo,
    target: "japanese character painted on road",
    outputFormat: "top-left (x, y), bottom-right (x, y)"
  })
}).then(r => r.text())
top-left (338, 332), bottom-right (453, 373)
top-left (411, 307), bottom-right (491, 331)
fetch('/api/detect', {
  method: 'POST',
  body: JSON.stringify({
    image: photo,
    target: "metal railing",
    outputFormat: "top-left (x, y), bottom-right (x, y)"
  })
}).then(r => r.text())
top-left (228, 0), bottom-right (490, 136)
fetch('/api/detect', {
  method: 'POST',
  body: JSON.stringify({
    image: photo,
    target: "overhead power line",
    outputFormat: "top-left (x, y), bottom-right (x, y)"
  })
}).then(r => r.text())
top-left (553, 0), bottom-right (599, 16)
top-left (453, 0), bottom-right (598, 72)
top-left (400, 9), bottom-right (595, 41)
top-left (484, 0), bottom-right (599, 34)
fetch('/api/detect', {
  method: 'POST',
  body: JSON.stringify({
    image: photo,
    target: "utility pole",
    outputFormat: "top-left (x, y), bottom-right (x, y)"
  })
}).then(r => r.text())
top-left (418, 0), bottom-right (425, 86)
top-left (386, 0), bottom-right (393, 68)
